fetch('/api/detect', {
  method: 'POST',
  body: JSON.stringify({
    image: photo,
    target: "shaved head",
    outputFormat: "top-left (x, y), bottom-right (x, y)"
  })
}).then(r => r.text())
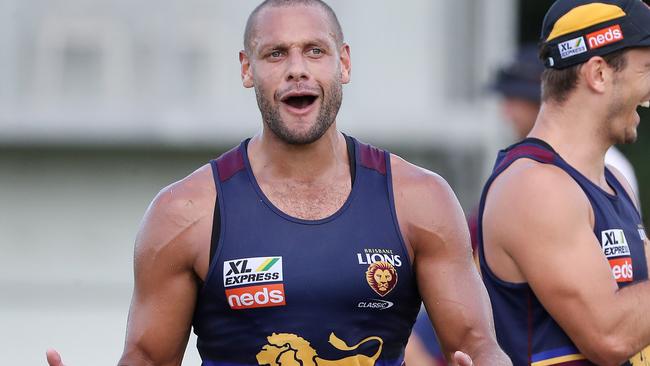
top-left (244, 0), bottom-right (344, 54)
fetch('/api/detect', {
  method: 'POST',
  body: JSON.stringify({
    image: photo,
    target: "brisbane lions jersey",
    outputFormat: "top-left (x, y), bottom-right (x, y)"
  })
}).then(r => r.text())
top-left (192, 136), bottom-right (421, 366)
top-left (478, 138), bottom-right (649, 366)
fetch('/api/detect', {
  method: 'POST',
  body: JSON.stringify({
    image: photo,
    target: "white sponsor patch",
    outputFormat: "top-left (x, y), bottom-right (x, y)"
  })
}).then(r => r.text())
top-left (223, 256), bottom-right (283, 288)
top-left (357, 299), bottom-right (394, 310)
top-left (601, 229), bottom-right (630, 258)
top-left (558, 36), bottom-right (588, 59)
top-left (639, 228), bottom-right (647, 241)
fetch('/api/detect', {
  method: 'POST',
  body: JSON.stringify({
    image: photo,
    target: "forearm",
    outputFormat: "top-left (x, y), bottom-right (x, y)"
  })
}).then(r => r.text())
top-left (453, 327), bottom-right (511, 366)
top-left (567, 280), bottom-right (650, 364)
top-left (468, 339), bottom-right (512, 366)
top-left (117, 351), bottom-right (156, 366)
top-left (604, 280), bottom-right (650, 359)
top-left (118, 347), bottom-right (182, 366)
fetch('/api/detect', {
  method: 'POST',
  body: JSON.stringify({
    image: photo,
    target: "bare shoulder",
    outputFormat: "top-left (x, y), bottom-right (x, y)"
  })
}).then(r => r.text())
top-left (493, 158), bottom-right (588, 207)
top-left (119, 164), bottom-right (216, 364)
top-left (390, 154), bottom-right (468, 256)
top-left (484, 158), bottom-right (592, 251)
top-left (390, 154), bottom-right (457, 209)
top-left (135, 163), bottom-right (216, 271)
top-left (145, 164), bottom-right (215, 227)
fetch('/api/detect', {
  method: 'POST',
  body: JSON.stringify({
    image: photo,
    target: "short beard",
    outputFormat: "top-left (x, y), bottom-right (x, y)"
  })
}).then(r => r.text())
top-left (254, 80), bottom-right (343, 145)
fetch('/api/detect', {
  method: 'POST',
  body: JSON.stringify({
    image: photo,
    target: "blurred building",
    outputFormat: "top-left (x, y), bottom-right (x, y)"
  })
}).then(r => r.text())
top-left (0, 0), bottom-right (515, 364)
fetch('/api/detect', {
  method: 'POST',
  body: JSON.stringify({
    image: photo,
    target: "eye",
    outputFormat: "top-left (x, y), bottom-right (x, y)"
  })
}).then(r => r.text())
top-left (270, 50), bottom-right (282, 58)
top-left (308, 48), bottom-right (324, 56)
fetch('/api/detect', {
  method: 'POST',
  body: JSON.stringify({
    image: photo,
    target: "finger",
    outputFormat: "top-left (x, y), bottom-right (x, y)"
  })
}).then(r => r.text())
top-left (46, 349), bottom-right (64, 366)
top-left (453, 350), bottom-right (473, 366)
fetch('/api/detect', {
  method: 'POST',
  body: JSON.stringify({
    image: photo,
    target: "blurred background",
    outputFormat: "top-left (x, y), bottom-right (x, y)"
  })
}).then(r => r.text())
top-left (0, 0), bottom-right (648, 365)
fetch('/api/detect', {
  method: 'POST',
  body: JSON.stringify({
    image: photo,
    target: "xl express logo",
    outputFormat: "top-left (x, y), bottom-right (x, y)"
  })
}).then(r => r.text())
top-left (223, 256), bottom-right (286, 310)
top-left (601, 229), bottom-right (630, 258)
top-left (558, 36), bottom-right (588, 59)
top-left (223, 256), bottom-right (283, 287)
top-left (601, 229), bottom-right (634, 283)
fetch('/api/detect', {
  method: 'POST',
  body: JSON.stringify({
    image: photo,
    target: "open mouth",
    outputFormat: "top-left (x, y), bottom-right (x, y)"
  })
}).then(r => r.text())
top-left (282, 95), bottom-right (318, 109)
top-left (639, 100), bottom-right (650, 108)
top-left (280, 90), bottom-right (319, 112)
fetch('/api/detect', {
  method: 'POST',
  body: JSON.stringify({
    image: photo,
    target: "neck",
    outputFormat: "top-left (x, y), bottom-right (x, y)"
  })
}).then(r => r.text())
top-left (247, 123), bottom-right (349, 183)
top-left (529, 98), bottom-right (611, 186)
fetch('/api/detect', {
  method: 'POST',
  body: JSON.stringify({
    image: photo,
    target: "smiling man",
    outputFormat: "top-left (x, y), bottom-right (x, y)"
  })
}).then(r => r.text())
top-left (45, 1), bottom-right (510, 365)
top-left (478, 0), bottom-right (650, 365)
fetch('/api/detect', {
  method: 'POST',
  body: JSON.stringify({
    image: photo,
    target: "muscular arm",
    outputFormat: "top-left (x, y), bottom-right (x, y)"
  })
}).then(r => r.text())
top-left (391, 156), bottom-right (510, 366)
top-left (118, 165), bottom-right (214, 366)
top-left (483, 160), bottom-right (650, 366)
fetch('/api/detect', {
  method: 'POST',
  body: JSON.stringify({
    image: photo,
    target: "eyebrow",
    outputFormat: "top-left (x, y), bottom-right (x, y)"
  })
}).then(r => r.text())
top-left (257, 42), bottom-right (289, 53)
top-left (257, 37), bottom-right (332, 53)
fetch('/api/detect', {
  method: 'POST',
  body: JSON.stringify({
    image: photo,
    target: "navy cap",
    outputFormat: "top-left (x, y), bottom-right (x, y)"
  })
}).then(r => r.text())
top-left (491, 44), bottom-right (544, 102)
top-left (540, 0), bottom-right (650, 69)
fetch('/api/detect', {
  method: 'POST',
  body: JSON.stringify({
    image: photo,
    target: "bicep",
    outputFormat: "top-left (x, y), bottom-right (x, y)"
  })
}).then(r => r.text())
top-left (119, 202), bottom-right (203, 365)
top-left (415, 226), bottom-right (494, 358)
top-left (513, 219), bottom-right (618, 338)
top-left (487, 172), bottom-right (620, 346)
top-left (121, 251), bottom-right (198, 365)
top-left (408, 179), bottom-right (495, 358)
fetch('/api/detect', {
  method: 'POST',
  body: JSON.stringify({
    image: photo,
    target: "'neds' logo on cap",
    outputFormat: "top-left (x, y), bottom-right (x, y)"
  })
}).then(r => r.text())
top-left (586, 24), bottom-right (624, 49)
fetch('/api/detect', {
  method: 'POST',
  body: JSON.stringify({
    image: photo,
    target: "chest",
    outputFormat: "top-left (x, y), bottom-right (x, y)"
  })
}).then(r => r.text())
top-left (213, 178), bottom-right (416, 311)
top-left (259, 179), bottom-right (351, 220)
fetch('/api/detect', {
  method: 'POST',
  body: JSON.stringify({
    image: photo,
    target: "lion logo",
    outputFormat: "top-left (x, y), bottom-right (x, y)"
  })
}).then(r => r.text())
top-left (365, 261), bottom-right (398, 297)
top-left (256, 332), bottom-right (383, 366)
top-left (631, 346), bottom-right (650, 366)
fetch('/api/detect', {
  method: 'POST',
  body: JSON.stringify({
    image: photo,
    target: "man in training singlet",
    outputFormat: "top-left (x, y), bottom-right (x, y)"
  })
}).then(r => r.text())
top-left (46, 1), bottom-right (510, 365)
top-left (479, 0), bottom-right (650, 365)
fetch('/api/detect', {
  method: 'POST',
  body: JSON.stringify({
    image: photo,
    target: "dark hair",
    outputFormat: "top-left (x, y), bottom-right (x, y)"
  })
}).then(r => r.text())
top-left (243, 0), bottom-right (344, 54)
top-left (541, 48), bottom-right (629, 104)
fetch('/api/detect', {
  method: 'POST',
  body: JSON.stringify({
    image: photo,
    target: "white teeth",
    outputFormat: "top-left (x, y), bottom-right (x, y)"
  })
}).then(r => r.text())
top-left (640, 101), bottom-right (650, 108)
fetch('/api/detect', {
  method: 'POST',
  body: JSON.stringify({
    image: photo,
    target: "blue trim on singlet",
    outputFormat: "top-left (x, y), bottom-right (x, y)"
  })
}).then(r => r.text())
top-left (531, 346), bottom-right (581, 363)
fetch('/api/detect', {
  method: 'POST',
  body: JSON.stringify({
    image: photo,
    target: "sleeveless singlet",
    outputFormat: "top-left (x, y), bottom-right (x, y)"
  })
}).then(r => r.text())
top-left (478, 138), bottom-right (649, 366)
top-left (192, 136), bottom-right (421, 366)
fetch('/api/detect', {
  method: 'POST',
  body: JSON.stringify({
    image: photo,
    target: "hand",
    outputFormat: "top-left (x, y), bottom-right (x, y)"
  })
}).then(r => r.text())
top-left (46, 349), bottom-right (65, 366)
top-left (453, 350), bottom-right (473, 366)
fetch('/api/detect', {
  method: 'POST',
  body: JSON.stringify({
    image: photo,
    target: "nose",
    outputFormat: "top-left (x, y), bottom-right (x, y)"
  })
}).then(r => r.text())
top-left (285, 50), bottom-right (310, 82)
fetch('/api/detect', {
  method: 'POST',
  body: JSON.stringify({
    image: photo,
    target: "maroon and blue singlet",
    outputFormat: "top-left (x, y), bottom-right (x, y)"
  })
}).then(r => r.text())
top-left (192, 136), bottom-right (421, 366)
top-left (478, 138), bottom-right (649, 366)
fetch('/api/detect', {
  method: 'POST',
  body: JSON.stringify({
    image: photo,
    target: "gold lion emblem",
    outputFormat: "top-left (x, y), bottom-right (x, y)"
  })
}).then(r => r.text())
top-left (256, 332), bottom-right (383, 366)
top-left (365, 261), bottom-right (398, 297)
